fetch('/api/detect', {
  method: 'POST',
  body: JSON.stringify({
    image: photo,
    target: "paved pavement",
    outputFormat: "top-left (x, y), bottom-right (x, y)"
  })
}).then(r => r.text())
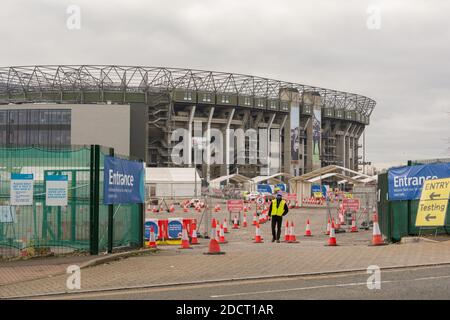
top-left (2, 206), bottom-right (450, 299)
top-left (42, 264), bottom-right (450, 300)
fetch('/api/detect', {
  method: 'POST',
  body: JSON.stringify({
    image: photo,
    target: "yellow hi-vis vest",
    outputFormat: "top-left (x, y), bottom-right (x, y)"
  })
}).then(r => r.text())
top-left (271, 199), bottom-right (286, 216)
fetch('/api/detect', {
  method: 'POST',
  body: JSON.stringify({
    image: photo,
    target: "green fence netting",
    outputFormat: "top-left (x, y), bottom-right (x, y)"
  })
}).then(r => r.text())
top-left (0, 145), bottom-right (142, 259)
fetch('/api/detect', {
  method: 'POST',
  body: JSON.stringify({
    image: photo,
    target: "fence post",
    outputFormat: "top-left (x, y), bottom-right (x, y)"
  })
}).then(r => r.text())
top-left (138, 158), bottom-right (144, 248)
top-left (107, 148), bottom-right (114, 253)
top-left (89, 145), bottom-right (100, 255)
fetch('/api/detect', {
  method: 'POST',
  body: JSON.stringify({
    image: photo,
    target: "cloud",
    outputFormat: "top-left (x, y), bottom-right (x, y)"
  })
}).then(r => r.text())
top-left (0, 0), bottom-right (449, 168)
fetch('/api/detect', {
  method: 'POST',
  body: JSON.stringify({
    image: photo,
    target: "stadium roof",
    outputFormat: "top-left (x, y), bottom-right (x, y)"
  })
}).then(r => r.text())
top-left (0, 65), bottom-right (376, 116)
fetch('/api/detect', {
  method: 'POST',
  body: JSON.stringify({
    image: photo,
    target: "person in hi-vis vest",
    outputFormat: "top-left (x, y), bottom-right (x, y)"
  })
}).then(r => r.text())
top-left (268, 191), bottom-right (289, 242)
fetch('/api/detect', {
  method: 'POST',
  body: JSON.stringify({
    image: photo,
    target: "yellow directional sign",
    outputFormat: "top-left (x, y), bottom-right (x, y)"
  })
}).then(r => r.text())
top-left (415, 178), bottom-right (450, 227)
top-left (313, 192), bottom-right (323, 198)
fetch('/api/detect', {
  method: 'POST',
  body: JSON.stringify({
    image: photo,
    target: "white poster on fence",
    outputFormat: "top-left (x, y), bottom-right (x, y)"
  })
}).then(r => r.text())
top-left (10, 173), bottom-right (34, 206)
top-left (45, 175), bottom-right (68, 206)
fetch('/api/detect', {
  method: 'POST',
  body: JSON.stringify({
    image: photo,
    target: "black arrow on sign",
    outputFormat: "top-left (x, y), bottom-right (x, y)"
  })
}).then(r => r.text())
top-left (425, 214), bottom-right (437, 222)
top-left (429, 192), bottom-right (441, 200)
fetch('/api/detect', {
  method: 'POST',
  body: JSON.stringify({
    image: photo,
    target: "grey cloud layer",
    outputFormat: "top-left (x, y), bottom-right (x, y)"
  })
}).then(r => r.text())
top-left (1, 0), bottom-right (449, 168)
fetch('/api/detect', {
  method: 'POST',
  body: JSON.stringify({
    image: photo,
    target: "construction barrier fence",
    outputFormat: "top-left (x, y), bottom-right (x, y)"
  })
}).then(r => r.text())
top-left (0, 145), bottom-right (143, 259)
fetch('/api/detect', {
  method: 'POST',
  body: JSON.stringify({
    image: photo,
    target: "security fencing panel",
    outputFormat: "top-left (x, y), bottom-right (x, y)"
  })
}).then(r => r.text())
top-left (0, 145), bottom-right (142, 259)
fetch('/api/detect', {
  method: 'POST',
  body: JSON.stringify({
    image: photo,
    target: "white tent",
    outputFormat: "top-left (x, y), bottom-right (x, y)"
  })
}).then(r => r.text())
top-left (145, 167), bottom-right (201, 198)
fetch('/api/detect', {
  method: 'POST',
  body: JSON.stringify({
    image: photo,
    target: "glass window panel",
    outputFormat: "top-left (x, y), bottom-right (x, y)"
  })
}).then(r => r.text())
top-left (0, 111), bottom-right (6, 124)
top-left (9, 110), bottom-right (18, 124)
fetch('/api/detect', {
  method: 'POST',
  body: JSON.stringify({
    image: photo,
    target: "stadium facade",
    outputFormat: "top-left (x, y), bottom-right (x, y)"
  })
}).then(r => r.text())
top-left (0, 65), bottom-right (375, 182)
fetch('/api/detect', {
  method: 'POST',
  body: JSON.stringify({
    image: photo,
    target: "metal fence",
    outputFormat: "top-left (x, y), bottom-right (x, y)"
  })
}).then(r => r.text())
top-left (0, 145), bottom-right (143, 259)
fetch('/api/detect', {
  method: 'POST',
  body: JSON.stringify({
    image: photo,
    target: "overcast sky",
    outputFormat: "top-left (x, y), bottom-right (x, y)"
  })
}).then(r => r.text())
top-left (1, 0), bottom-right (449, 169)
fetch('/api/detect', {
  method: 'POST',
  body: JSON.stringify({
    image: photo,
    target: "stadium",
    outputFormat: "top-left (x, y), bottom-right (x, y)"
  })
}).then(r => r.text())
top-left (0, 65), bottom-right (376, 184)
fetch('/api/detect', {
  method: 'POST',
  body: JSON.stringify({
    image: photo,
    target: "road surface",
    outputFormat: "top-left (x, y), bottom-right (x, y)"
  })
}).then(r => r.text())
top-left (32, 264), bottom-right (450, 300)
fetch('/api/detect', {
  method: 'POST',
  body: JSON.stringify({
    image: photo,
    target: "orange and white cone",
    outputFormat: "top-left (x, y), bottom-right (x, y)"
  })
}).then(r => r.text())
top-left (219, 224), bottom-right (228, 244)
top-left (190, 223), bottom-right (199, 245)
top-left (216, 221), bottom-right (221, 238)
top-left (325, 218), bottom-right (331, 235)
top-left (204, 221), bottom-right (225, 255)
top-left (326, 221), bottom-right (337, 246)
top-left (371, 212), bottom-right (386, 246)
top-left (232, 216), bottom-right (239, 229)
top-left (152, 205), bottom-right (158, 213)
top-left (288, 222), bottom-right (299, 243)
top-left (334, 217), bottom-right (341, 230)
top-left (252, 213), bottom-right (257, 225)
top-left (350, 216), bottom-right (358, 233)
top-left (180, 226), bottom-right (192, 249)
top-left (223, 218), bottom-right (229, 233)
top-left (283, 220), bottom-right (290, 242)
top-left (243, 213), bottom-right (247, 227)
top-left (339, 211), bottom-right (345, 225)
top-left (304, 219), bottom-right (312, 237)
top-left (254, 222), bottom-right (263, 243)
top-left (159, 204), bottom-right (164, 212)
top-left (148, 227), bottom-right (157, 248)
top-left (183, 205), bottom-right (189, 213)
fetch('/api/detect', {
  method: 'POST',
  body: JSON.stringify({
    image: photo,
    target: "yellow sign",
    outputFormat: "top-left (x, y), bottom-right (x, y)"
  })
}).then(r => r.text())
top-left (345, 193), bottom-right (353, 199)
top-left (415, 178), bottom-right (450, 227)
top-left (313, 192), bottom-right (323, 198)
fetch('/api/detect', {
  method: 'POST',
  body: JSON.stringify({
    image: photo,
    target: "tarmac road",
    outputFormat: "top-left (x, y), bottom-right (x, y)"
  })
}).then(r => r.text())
top-left (35, 264), bottom-right (450, 300)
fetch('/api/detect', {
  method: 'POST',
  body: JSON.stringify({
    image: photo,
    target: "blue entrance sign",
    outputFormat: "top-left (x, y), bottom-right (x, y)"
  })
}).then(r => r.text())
top-left (144, 220), bottom-right (159, 240)
top-left (388, 163), bottom-right (450, 201)
top-left (257, 184), bottom-right (273, 194)
top-left (103, 156), bottom-right (145, 204)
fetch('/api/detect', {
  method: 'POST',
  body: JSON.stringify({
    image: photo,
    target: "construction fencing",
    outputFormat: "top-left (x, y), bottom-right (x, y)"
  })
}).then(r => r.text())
top-left (0, 145), bottom-right (143, 259)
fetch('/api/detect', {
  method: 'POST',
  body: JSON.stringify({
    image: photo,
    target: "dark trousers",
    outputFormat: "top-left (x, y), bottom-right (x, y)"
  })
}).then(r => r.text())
top-left (271, 215), bottom-right (283, 240)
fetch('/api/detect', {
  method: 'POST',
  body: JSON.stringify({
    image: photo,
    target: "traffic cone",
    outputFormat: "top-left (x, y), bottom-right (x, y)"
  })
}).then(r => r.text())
top-left (339, 211), bottom-right (345, 225)
top-left (232, 216), bottom-right (239, 229)
top-left (190, 223), bottom-right (199, 245)
top-left (243, 213), bottom-right (248, 227)
top-left (152, 205), bottom-right (158, 213)
top-left (183, 205), bottom-right (189, 213)
top-left (216, 221), bottom-right (221, 238)
top-left (252, 213), bottom-right (257, 225)
top-left (219, 224), bottom-right (228, 244)
top-left (159, 204), bottom-right (164, 212)
top-left (283, 220), bottom-right (290, 242)
top-left (204, 222), bottom-right (225, 255)
top-left (350, 216), bottom-right (358, 233)
top-left (211, 218), bottom-right (217, 229)
top-left (334, 217), bottom-right (341, 230)
top-left (169, 204), bottom-right (175, 213)
top-left (288, 222), bottom-right (299, 243)
top-left (305, 219), bottom-right (312, 237)
top-left (254, 222), bottom-right (263, 243)
top-left (148, 227), bottom-right (157, 248)
top-left (223, 218), bottom-right (229, 233)
top-left (370, 212), bottom-right (386, 246)
top-left (179, 226), bottom-right (192, 249)
top-left (325, 218), bottom-right (331, 235)
top-left (326, 221), bottom-right (337, 246)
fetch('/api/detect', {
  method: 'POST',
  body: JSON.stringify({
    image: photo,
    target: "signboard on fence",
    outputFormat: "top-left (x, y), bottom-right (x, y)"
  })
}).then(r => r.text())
top-left (103, 156), bottom-right (145, 204)
top-left (10, 173), bottom-right (34, 206)
top-left (167, 218), bottom-right (183, 239)
top-left (45, 175), bottom-right (68, 206)
top-left (227, 199), bottom-right (244, 212)
top-left (415, 178), bottom-right (450, 227)
top-left (144, 219), bottom-right (159, 240)
top-left (388, 163), bottom-right (450, 201)
top-left (343, 198), bottom-right (360, 211)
